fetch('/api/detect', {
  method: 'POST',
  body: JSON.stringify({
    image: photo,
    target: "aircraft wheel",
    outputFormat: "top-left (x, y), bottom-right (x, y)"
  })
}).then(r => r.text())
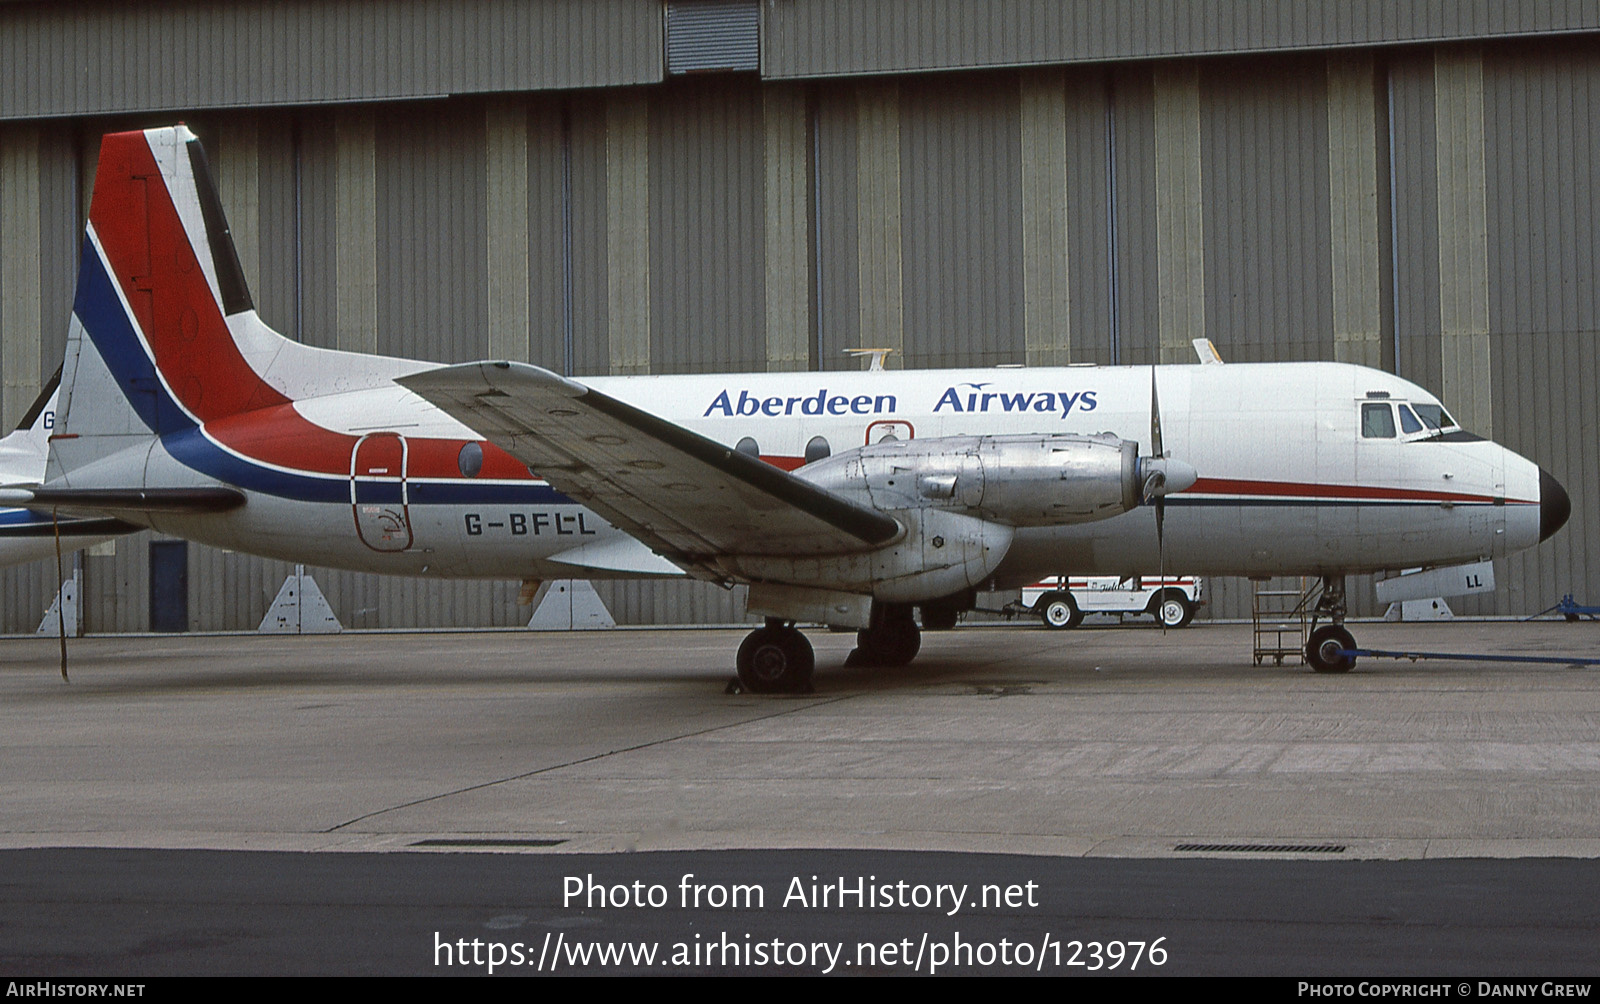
top-left (1154, 592), bottom-right (1194, 628)
top-left (920, 605), bottom-right (959, 631)
top-left (857, 608), bottom-right (922, 666)
top-left (736, 626), bottom-right (815, 694)
top-left (1306, 625), bottom-right (1357, 674)
top-left (1039, 594), bottom-right (1081, 630)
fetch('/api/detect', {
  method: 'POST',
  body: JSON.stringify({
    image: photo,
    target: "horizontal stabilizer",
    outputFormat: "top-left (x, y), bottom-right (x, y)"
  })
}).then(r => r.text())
top-left (0, 486), bottom-right (247, 515)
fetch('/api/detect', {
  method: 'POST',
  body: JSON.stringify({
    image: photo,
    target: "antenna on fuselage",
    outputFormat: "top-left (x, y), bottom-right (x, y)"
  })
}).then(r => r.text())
top-left (844, 348), bottom-right (894, 372)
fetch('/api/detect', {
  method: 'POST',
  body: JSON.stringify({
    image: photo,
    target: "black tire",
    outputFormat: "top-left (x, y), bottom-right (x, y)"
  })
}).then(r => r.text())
top-left (920, 605), bottom-right (959, 631)
top-left (856, 610), bottom-right (922, 665)
top-left (1151, 591), bottom-right (1194, 629)
top-left (1306, 624), bottom-right (1357, 674)
top-left (1039, 593), bottom-right (1081, 630)
top-left (1565, 613), bottom-right (1580, 623)
top-left (736, 627), bottom-right (815, 693)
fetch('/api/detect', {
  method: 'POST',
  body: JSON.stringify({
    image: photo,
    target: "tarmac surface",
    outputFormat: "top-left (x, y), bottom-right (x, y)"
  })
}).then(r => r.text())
top-left (3, 620), bottom-right (1600, 856)
top-left (3, 620), bottom-right (1599, 974)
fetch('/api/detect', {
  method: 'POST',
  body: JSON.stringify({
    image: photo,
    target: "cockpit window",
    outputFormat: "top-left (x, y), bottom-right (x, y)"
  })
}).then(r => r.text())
top-left (1397, 405), bottom-right (1423, 435)
top-left (1412, 404), bottom-right (1455, 430)
top-left (1361, 402), bottom-right (1396, 439)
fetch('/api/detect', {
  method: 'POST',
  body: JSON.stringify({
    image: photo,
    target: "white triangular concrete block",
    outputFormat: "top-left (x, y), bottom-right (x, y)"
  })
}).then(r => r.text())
top-left (36, 573), bottom-right (80, 637)
top-left (1401, 597), bottom-right (1453, 621)
top-left (258, 567), bottom-right (343, 633)
top-left (1384, 597), bottom-right (1454, 622)
top-left (528, 579), bottom-right (615, 630)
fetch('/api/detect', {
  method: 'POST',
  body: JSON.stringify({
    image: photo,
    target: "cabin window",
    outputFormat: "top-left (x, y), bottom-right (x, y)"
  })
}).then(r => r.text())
top-left (457, 441), bottom-right (484, 477)
top-left (1397, 404), bottom-right (1423, 435)
top-left (804, 435), bottom-right (831, 464)
top-left (734, 436), bottom-right (760, 458)
top-left (1361, 403), bottom-right (1396, 439)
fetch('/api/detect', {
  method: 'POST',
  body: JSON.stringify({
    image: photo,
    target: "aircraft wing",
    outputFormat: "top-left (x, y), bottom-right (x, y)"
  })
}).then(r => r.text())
top-left (398, 362), bottom-right (902, 575)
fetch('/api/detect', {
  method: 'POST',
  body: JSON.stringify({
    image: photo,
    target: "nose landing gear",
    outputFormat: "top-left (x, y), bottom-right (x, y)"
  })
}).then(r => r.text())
top-left (1305, 575), bottom-right (1357, 674)
top-left (1306, 623), bottom-right (1357, 673)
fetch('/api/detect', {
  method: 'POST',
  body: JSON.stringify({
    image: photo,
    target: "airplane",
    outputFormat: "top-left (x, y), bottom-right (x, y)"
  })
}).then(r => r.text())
top-left (0, 125), bottom-right (1571, 692)
top-left (0, 371), bottom-right (132, 567)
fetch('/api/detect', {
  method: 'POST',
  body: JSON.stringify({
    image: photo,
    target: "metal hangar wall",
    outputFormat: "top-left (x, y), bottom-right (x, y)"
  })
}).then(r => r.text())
top-left (1, 1), bottom-right (1597, 631)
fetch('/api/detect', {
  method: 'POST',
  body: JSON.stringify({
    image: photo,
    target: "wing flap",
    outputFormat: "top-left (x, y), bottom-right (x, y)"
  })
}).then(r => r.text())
top-left (398, 363), bottom-right (900, 567)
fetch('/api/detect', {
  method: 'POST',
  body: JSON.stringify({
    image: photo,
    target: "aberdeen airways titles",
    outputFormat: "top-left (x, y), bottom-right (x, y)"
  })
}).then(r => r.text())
top-left (702, 383), bottom-right (1099, 419)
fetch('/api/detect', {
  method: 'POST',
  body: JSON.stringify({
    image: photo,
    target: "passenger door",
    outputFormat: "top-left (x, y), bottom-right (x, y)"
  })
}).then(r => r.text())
top-left (350, 432), bottom-right (412, 552)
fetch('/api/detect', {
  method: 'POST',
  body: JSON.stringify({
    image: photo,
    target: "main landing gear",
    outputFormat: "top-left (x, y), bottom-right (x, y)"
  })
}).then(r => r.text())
top-left (1305, 575), bottom-right (1357, 674)
top-left (736, 618), bottom-right (815, 694)
top-left (845, 602), bottom-right (922, 667)
top-left (734, 601), bottom-right (927, 693)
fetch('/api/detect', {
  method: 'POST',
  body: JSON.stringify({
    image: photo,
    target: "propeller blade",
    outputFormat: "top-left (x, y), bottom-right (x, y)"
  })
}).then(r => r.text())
top-left (1156, 496), bottom-right (1167, 635)
top-left (1150, 367), bottom-right (1164, 459)
top-left (1148, 365), bottom-right (1178, 634)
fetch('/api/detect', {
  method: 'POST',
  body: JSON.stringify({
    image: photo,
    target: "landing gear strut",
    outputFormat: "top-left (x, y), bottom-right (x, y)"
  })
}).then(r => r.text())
top-left (1305, 575), bottom-right (1357, 674)
top-left (736, 618), bottom-right (815, 694)
top-left (847, 602), bottom-right (922, 667)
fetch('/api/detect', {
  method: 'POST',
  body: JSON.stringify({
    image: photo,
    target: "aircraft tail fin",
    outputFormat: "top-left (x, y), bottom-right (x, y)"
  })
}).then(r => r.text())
top-left (59, 125), bottom-right (293, 434)
top-left (49, 126), bottom-right (355, 486)
top-left (0, 368), bottom-right (62, 485)
top-left (48, 125), bottom-right (425, 490)
top-left (14, 366), bottom-right (62, 436)
top-left (48, 126), bottom-right (277, 483)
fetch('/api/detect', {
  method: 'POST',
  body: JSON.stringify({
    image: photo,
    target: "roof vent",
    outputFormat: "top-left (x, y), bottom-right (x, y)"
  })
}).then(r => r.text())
top-left (667, 1), bottom-right (759, 74)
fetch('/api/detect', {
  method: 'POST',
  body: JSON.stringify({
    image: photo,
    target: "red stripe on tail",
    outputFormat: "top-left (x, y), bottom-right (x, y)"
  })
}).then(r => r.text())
top-left (89, 130), bottom-right (290, 422)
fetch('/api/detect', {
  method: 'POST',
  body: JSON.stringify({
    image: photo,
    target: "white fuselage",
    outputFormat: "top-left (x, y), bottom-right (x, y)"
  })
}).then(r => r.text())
top-left (125, 360), bottom-right (1540, 588)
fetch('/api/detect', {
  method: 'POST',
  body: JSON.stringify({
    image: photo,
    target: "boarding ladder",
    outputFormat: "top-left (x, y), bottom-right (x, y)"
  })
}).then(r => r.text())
top-left (1251, 577), bottom-right (1315, 666)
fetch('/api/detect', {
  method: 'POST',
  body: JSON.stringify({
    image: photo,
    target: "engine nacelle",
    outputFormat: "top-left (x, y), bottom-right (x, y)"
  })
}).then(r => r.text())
top-left (720, 506), bottom-right (1014, 603)
top-left (718, 432), bottom-right (1193, 606)
top-left (795, 433), bottom-right (1142, 527)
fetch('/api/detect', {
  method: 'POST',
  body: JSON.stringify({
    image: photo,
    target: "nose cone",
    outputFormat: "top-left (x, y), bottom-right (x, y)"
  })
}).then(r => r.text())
top-left (1540, 468), bottom-right (1571, 543)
